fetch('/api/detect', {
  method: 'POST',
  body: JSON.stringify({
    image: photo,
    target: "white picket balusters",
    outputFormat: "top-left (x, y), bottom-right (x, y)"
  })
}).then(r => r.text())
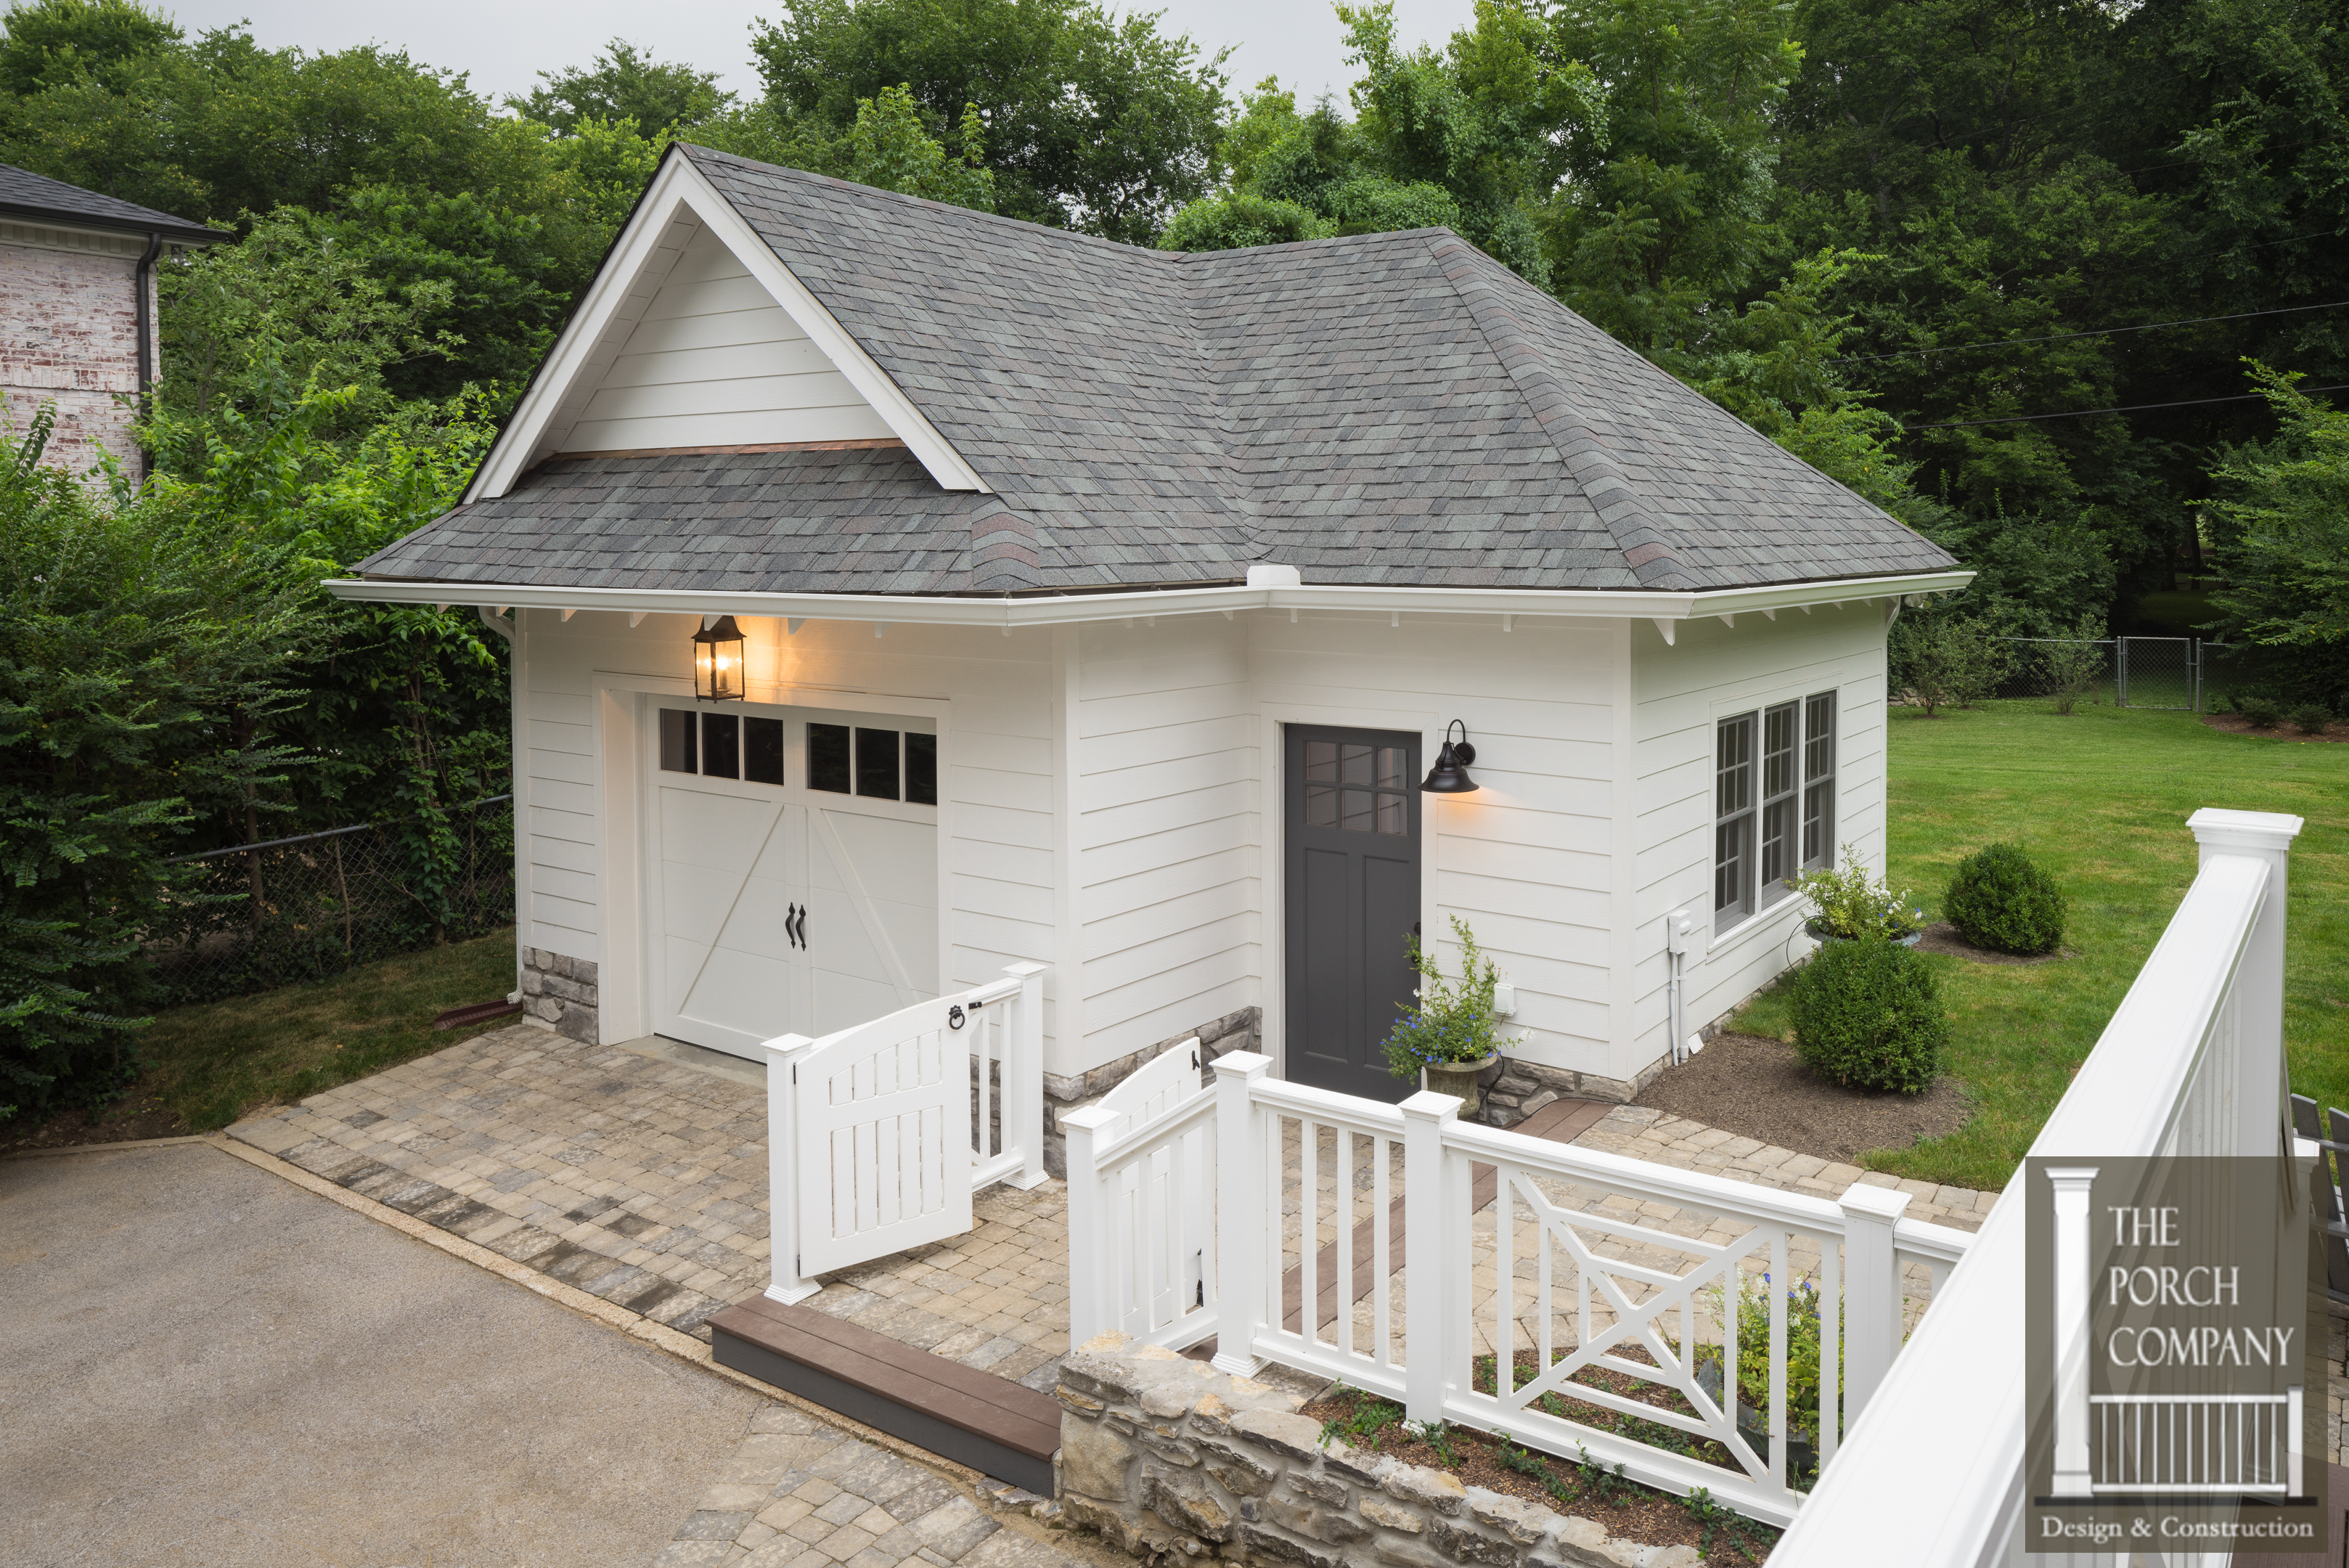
top-left (764, 962), bottom-right (1047, 1304)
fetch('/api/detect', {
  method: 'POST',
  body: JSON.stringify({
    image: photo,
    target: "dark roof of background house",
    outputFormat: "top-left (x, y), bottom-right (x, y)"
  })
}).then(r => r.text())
top-left (0, 164), bottom-right (220, 244)
top-left (357, 144), bottom-right (1958, 597)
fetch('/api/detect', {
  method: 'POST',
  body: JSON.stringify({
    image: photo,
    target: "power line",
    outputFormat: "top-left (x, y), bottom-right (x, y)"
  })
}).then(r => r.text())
top-left (1904, 382), bottom-right (2349, 431)
top-left (1830, 298), bottom-right (2349, 364)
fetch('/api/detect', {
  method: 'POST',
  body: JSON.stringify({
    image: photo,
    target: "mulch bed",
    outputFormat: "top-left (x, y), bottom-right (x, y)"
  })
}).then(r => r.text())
top-left (2201, 714), bottom-right (2349, 743)
top-left (1636, 1032), bottom-right (1971, 1165)
top-left (1913, 921), bottom-right (2064, 966)
top-left (1300, 1376), bottom-right (1775, 1564)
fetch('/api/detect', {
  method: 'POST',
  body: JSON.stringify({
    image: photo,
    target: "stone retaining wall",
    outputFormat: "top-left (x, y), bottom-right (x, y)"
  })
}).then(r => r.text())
top-left (1053, 1336), bottom-right (1698, 1568)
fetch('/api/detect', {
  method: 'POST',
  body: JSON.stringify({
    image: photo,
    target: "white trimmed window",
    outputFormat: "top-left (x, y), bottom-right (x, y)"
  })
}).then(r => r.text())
top-left (1715, 690), bottom-right (1837, 932)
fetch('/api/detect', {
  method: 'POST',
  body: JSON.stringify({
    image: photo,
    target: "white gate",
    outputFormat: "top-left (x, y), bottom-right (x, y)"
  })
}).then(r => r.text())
top-left (1063, 1038), bottom-right (1218, 1349)
top-left (763, 963), bottom-right (1045, 1301)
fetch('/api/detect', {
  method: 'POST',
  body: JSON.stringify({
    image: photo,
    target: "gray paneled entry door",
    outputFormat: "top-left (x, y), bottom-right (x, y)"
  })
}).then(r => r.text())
top-left (1283, 725), bottom-right (1421, 1101)
top-left (643, 699), bottom-right (939, 1058)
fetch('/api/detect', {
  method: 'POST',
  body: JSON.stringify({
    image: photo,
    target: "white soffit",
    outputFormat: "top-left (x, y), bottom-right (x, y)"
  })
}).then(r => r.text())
top-left (465, 154), bottom-right (989, 502)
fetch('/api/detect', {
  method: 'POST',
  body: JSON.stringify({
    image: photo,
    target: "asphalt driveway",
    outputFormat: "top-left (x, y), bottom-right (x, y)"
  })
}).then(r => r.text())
top-left (1, 1140), bottom-right (764, 1567)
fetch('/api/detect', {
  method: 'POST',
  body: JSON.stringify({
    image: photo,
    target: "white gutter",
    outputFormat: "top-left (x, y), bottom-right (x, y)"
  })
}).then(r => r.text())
top-left (327, 569), bottom-right (1974, 632)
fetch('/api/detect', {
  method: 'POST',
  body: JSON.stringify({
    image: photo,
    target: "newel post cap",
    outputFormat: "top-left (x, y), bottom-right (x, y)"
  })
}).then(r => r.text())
top-left (1212, 1050), bottom-right (1272, 1080)
top-left (1837, 1182), bottom-right (1913, 1223)
top-left (2188, 807), bottom-right (2305, 854)
top-left (1400, 1088), bottom-right (1463, 1123)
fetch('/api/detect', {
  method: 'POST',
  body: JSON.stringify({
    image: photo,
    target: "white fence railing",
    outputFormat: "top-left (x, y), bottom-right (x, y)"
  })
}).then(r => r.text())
top-left (1773, 807), bottom-right (2304, 1564)
top-left (1068, 1053), bottom-right (1974, 1528)
top-left (763, 963), bottom-right (1046, 1302)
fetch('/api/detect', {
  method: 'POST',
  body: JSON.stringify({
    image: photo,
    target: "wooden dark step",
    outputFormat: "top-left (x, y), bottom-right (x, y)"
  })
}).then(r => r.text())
top-left (1280, 1095), bottom-right (1611, 1332)
top-left (708, 1296), bottom-right (1061, 1492)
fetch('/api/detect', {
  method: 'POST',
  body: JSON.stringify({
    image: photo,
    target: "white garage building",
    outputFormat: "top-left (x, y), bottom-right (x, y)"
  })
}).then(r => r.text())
top-left (331, 142), bottom-right (1966, 1141)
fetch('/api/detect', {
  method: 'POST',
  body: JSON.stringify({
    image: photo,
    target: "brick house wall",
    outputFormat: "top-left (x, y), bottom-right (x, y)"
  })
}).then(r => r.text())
top-left (0, 219), bottom-right (154, 475)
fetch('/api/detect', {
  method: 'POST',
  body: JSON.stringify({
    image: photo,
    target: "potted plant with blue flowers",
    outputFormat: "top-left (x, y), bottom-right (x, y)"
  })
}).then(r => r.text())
top-left (1794, 844), bottom-right (1924, 947)
top-left (1382, 915), bottom-right (1503, 1114)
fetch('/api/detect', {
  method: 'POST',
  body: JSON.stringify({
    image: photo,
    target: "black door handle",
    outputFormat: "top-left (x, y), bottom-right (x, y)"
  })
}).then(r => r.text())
top-left (791, 905), bottom-right (808, 948)
top-left (787, 903), bottom-right (807, 949)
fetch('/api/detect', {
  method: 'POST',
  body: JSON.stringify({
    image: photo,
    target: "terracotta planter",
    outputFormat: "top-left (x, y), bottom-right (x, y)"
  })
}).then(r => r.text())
top-left (1421, 1053), bottom-right (1499, 1115)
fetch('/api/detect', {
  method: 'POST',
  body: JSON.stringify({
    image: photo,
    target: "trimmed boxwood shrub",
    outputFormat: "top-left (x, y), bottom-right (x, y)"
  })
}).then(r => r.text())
top-left (1792, 939), bottom-right (1947, 1095)
top-left (1944, 842), bottom-right (2067, 955)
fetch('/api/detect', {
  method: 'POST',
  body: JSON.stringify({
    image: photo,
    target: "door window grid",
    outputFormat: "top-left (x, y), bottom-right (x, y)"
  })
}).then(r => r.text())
top-left (659, 710), bottom-right (932, 802)
top-left (1301, 740), bottom-right (1410, 835)
top-left (1715, 690), bottom-right (1838, 931)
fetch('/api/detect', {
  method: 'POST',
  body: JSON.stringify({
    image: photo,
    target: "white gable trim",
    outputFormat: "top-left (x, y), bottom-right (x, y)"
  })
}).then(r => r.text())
top-left (467, 153), bottom-right (989, 502)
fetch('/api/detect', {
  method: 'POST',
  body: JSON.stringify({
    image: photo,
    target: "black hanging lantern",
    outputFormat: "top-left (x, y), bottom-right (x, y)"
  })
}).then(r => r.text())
top-left (1420, 719), bottom-right (1479, 793)
top-left (693, 615), bottom-right (746, 701)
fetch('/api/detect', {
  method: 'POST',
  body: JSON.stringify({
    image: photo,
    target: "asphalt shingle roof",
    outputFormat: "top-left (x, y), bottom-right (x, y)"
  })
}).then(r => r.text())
top-left (0, 164), bottom-right (220, 243)
top-left (359, 144), bottom-right (1956, 597)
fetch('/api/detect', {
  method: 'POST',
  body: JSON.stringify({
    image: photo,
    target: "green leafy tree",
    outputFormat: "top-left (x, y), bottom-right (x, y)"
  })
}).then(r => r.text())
top-left (0, 0), bottom-right (175, 95)
top-left (2205, 367), bottom-right (2349, 704)
top-left (695, 86), bottom-right (1000, 211)
top-left (750, 0), bottom-right (1228, 243)
top-left (507, 38), bottom-right (735, 137)
top-left (0, 403), bottom-right (319, 1119)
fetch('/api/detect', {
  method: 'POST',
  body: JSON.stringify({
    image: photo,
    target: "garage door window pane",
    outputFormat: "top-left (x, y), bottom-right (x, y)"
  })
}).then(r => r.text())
top-left (744, 717), bottom-right (784, 785)
top-left (856, 728), bottom-right (900, 799)
top-left (659, 709), bottom-right (696, 774)
top-left (701, 714), bottom-right (739, 779)
top-left (904, 732), bottom-right (937, 805)
top-left (809, 724), bottom-right (851, 793)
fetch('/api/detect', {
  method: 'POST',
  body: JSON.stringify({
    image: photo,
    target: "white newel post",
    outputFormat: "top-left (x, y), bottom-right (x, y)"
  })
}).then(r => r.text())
top-left (1061, 1105), bottom-right (1118, 1348)
top-left (2045, 1165), bottom-right (2098, 1498)
top-left (1002, 962), bottom-right (1049, 1189)
top-left (764, 1032), bottom-right (821, 1304)
top-left (2288, 1383), bottom-right (2306, 1498)
top-left (1210, 1050), bottom-right (1272, 1377)
top-left (1402, 1088), bottom-right (1461, 1428)
top-left (2186, 809), bottom-right (2305, 1154)
top-left (1835, 1181), bottom-right (1911, 1423)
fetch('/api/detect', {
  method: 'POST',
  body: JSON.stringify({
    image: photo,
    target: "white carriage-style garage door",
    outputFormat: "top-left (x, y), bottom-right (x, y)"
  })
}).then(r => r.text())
top-left (643, 700), bottom-right (939, 1058)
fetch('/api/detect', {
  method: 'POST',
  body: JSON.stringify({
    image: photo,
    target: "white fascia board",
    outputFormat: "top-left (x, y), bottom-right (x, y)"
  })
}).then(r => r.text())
top-left (464, 154), bottom-right (988, 503)
top-left (325, 569), bottom-right (1974, 630)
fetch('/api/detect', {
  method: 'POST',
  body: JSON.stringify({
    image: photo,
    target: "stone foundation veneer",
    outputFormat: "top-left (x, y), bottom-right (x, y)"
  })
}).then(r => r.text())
top-left (519, 947), bottom-right (599, 1042)
top-left (1053, 1335), bottom-right (1699, 1568)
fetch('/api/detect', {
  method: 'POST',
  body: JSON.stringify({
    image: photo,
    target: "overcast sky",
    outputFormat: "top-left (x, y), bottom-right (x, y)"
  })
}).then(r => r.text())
top-left (151, 0), bottom-right (1480, 111)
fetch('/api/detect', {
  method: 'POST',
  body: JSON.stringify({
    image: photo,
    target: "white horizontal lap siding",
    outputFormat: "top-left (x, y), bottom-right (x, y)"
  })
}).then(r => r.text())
top-left (555, 225), bottom-right (893, 453)
top-left (1630, 607), bottom-right (1890, 1060)
top-left (1250, 614), bottom-right (1619, 1078)
top-left (520, 625), bottom-right (604, 962)
top-left (1074, 620), bottom-right (1259, 1069)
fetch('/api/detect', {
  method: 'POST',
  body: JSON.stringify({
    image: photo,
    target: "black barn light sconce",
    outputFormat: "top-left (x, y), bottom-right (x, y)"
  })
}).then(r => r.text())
top-left (1421, 720), bottom-right (1479, 793)
top-left (693, 615), bottom-right (746, 701)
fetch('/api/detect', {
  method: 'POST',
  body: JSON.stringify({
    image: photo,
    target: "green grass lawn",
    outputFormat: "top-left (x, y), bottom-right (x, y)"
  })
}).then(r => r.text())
top-left (69, 930), bottom-right (523, 1139)
top-left (1733, 701), bottom-right (2348, 1193)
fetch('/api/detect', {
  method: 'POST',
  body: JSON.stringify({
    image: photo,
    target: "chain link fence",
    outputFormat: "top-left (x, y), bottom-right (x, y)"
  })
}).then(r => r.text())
top-left (1995, 636), bottom-right (2207, 710)
top-left (145, 796), bottom-right (515, 1005)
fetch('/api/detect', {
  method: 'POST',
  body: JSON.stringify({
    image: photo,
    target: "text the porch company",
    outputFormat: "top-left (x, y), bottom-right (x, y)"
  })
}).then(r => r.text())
top-left (2104, 1206), bottom-right (2297, 1368)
